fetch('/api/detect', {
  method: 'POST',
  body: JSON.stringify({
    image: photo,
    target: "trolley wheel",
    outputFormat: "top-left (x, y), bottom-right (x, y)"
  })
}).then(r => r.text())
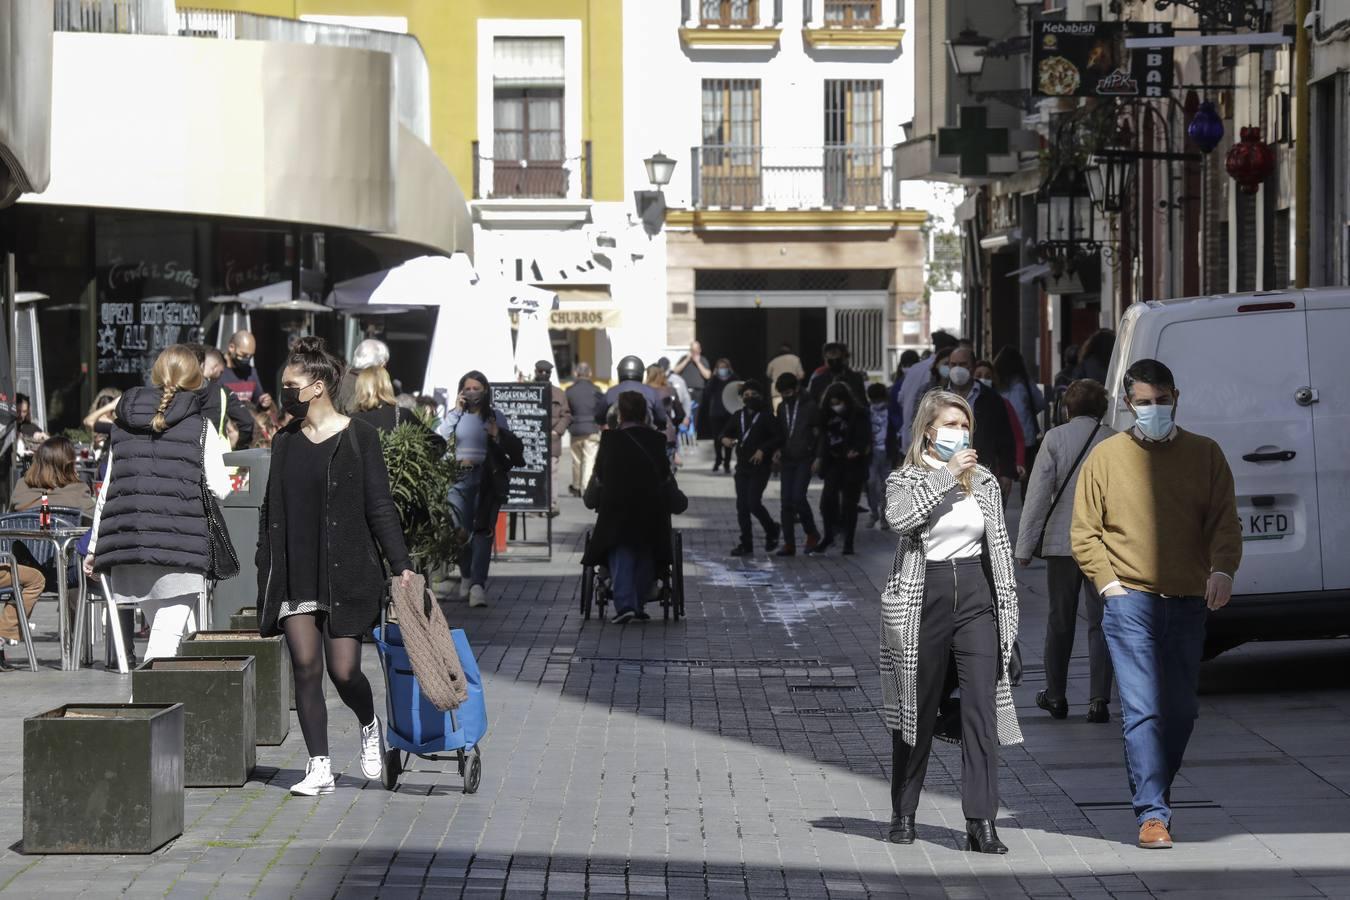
top-left (382, 747), bottom-right (402, 791)
top-left (456, 747), bottom-right (467, 776)
top-left (672, 531), bottom-right (685, 621)
top-left (464, 748), bottom-right (482, 794)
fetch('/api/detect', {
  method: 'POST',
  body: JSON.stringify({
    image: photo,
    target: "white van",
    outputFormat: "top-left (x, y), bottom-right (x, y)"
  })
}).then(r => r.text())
top-left (1103, 288), bottom-right (1350, 657)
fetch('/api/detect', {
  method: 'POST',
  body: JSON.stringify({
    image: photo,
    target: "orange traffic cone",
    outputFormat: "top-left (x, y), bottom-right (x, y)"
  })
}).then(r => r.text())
top-left (494, 511), bottom-right (508, 553)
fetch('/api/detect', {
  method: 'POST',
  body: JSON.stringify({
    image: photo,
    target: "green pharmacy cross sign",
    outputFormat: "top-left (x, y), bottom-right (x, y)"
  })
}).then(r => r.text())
top-left (937, 106), bottom-right (1010, 178)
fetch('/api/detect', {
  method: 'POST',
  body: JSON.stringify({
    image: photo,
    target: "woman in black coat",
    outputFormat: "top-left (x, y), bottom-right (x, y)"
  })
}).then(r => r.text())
top-left (701, 357), bottom-right (736, 474)
top-left (583, 391), bottom-right (673, 624)
top-left (256, 337), bottom-right (414, 798)
top-left (810, 381), bottom-right (872, 556)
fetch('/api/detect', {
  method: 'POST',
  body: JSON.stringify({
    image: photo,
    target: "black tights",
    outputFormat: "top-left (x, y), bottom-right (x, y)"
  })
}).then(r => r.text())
top-left (282, 613), bottom-right (375, 758)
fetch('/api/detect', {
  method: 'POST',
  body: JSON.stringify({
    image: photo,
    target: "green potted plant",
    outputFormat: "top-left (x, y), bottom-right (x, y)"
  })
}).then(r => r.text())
top-left (379, 423), bottom-right (462, 574)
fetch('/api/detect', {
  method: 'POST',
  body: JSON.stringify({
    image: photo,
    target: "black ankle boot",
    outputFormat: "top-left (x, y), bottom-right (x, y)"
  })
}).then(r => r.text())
top-left (965, 819), bottom-right (1008, 854)
top-left (888, 814), bottom-right (915, 844)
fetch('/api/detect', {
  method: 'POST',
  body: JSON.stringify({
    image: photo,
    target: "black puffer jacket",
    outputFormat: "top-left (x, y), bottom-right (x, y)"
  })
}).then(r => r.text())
top-left (256, 418), bottom-right (412, 638)
top-left (94, 388), bottom-right (210, 574)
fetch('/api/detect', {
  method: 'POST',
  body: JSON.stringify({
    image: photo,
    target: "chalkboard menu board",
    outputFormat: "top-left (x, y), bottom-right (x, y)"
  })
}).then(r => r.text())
top-left (491, 383), bottom-right (551, 512)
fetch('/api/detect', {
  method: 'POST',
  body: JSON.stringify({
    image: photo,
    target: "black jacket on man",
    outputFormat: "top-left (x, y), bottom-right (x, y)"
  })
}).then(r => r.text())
top-left (256, 417), bottom-right (412, 639)
top-left (963, 382), bottom-right (1017, 478)
top-left (808, 366), bottom-right (867, 405)
top-left (582, 425), bottom-right (673, 567)
top-left (719, 407), bottom-right (783, 469)
top-left (199, 379), bottom-right (254, 446)
top-left (776, 394), bottom-right (819, 463)
top-left (565, 378), bottom-right (604, 437)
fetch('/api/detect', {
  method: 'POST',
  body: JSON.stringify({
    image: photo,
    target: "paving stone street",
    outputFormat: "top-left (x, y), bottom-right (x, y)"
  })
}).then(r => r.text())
top-left (0, 442), bottom-right (1348, 899)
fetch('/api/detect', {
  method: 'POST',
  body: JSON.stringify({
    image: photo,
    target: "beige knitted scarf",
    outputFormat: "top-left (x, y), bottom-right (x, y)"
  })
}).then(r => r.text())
top-left (388, 573), bottom-right (469, 711)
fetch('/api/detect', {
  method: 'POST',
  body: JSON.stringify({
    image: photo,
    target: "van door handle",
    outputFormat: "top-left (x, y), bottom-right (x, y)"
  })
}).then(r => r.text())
top-left (1242, 450), bottom-right (1296, 462)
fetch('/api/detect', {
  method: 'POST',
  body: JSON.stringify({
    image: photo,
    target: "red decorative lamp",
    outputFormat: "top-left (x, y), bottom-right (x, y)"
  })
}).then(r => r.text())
top-left (1225, 127), bottom-right (1275, 195)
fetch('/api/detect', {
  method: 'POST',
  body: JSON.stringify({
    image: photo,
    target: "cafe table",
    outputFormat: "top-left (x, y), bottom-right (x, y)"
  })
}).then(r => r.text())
top-left (0, 524), bottom-right (89, 671)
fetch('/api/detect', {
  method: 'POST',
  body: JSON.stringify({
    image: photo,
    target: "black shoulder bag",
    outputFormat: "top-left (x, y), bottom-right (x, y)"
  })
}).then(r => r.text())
top-left (200, 419), bottom-right (240, 580)
top-left (1032, 419), bottom-right (1103, 559)
top-left (623, 429), bottom-right (688, 515)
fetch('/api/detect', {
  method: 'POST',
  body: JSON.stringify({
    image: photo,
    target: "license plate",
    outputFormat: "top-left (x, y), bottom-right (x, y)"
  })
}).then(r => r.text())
top-left (1241, 510), bottom-right (1294, 541)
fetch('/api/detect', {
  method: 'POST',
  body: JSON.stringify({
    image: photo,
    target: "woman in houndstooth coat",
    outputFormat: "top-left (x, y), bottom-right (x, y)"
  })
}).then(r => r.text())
top-left (882, 389), bottom-right (1023, 853)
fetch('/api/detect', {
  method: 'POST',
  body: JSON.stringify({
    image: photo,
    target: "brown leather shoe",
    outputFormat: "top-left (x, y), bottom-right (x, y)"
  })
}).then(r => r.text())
top-left (1138, 818), bottom-right (1173, 849)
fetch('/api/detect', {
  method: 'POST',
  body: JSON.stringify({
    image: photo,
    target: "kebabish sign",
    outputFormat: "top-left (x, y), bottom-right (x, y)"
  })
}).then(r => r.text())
top-left (1034, 21), bottom-right (1174, 99)
top-left (491, 383), bottom-right (551, 512)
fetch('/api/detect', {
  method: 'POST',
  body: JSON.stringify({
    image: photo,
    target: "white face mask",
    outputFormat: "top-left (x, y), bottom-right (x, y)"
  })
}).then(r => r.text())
top-left (948, 365), bottom-right (972, 387)
top-left (830, 403), bottom-right (847, 414)
top-left (977, 377), bottom-right (994, 389)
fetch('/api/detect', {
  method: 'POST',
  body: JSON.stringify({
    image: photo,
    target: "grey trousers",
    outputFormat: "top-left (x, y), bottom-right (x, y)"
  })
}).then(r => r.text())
top-left (1043, 555), bottom-right (1114, 703)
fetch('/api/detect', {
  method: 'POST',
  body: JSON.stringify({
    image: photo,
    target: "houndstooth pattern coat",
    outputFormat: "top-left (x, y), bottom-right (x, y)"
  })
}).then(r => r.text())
top-left (881, 463), bottom-right (1024, 747)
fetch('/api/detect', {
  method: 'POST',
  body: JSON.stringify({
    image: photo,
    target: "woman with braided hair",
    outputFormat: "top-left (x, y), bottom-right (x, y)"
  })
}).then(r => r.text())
top-left (83, 344), bottom-right (233, 663)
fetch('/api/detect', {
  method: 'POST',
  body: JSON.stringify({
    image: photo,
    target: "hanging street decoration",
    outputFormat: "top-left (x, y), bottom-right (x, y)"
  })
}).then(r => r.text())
top-left (937, 106), bottom-right (1010, 178)
top-left (1187, 101), bottom-right (1225, 154)
top-left (1225, 126), bottom-right (1275, 194)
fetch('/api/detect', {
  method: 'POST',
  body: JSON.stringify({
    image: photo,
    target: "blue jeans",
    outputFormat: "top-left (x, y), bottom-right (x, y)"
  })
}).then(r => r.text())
top-left (607, 544), bottom-right (654, 615)
top-left (779, 460), bottom-right (818, 545)
top-left (1102, 589), bottom-right (1208, 826)
top-left (448, 465), bottom-right (495, 587)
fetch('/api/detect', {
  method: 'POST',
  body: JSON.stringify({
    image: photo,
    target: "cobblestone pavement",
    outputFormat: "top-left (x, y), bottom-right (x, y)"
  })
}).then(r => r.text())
top-left (0, 442), bottom-right (1348, 898)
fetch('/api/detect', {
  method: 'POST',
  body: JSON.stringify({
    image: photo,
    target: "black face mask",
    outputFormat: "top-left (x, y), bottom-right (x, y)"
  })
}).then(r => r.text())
top-left (827, 357), bottom-right (844, 373)
top-left (744, 395), bottom-right (767, 412)
top-left (280, 382), bottom-right (316, 420)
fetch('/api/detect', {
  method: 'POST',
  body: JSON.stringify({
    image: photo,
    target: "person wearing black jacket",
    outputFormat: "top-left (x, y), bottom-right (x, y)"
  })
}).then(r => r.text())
top-left (194, 345), bottom-right (254, 447)
top-left (941, 346), bottom-right (1017, 483)
top-left (254, 337), bottom-right (415, 797)
top-left (807, 342), bottom-right (867, 405)
top-left (811, 381), bottom-right (871, 555)
top-left (720, 380), bottom-right (783, 556)
top-left (773, 373), bottom-right (820, 556)
top-left (582, 391), bottom-right (674, 624)
top-left (701, 358), bottom-right (737, 472)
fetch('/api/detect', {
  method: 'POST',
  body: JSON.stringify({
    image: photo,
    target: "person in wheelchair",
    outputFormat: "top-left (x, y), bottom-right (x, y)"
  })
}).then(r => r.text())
top-left (583, 391), bottom-right (674, 625)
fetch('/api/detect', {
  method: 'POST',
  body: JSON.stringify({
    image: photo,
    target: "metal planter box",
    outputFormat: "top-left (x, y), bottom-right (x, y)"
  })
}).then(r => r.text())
top-left (178, 631), bottom-right (290, 746)
top-left (132, 656), bottom-right (257, 787)
top-left (23, 703), bottom-right (185, 854)
top-left (228, 607), bottom-right (258, 631)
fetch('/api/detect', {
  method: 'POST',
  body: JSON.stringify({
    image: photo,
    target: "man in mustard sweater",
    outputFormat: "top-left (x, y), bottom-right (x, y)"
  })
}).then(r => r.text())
top-left (1071, 359), bottom-right (1242, 851)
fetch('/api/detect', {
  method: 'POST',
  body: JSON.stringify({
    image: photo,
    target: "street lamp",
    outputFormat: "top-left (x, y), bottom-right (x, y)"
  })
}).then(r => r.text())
top-left (1086, 152), bottom-right (1136, 215)
top-left (946, 28), bottom-right (990, 79)
top-left (644, 151), bottom-right (676, 190)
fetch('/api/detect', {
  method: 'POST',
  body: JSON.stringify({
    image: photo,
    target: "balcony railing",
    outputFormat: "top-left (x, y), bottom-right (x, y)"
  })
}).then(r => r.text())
top-left (53, 3), bottom-right (432, 143)
top-left (823, 0), bottom-right (881, 26)
top-left (472, 141), bottom-right (593, 201)
top-left (691, 145), bottom-right (898, 209)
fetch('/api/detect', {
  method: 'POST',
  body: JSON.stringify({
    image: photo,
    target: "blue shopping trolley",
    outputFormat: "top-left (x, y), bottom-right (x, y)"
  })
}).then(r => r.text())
top-left (372, 622), bottom-right (487, 793)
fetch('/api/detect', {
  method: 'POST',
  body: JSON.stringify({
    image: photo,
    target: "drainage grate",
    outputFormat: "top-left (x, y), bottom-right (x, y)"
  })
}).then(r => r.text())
top-left (787, 684), bottom-right (859, 693)
top-left (776, 706), bottom-right (883, 717)
top-left (574, 657), bottom-right (828, 668)
top-left (1075, 799), bottom-right (1221, 811)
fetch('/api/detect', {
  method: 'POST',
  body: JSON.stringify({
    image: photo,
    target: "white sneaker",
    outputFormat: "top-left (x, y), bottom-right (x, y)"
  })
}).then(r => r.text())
top-left (290, 756), bottom-right (335, 796)
top-left (468, 584), bottom-right (488, 608)
top-left (360, 717), bottom-right (385, 780)
top-left (457, 579), bottom-right (472, 601)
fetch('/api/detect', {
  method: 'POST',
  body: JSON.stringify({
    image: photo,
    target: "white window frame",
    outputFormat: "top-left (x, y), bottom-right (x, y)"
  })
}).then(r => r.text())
top-left (477, 20), bottom-right (584, 202)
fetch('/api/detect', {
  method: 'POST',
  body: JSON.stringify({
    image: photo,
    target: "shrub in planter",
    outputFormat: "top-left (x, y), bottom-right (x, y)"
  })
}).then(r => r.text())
top-left (380, 422), bottom-right (462, 573)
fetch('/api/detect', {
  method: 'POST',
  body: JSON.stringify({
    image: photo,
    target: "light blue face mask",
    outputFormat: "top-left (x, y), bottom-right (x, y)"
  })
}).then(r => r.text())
top-left (931, 426), bottom-right (970, 461)
top-left (1134, 403), bottom-right (1175, 440)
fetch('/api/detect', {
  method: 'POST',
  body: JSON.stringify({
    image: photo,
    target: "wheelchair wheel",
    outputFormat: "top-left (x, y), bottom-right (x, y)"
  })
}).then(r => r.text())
top-left (672, 531), bottom-right (685, 621)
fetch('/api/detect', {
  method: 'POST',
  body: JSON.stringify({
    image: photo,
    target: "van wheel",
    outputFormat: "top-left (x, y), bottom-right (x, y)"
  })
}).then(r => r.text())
top-left (1202, 635), bottom-right (1245, 661)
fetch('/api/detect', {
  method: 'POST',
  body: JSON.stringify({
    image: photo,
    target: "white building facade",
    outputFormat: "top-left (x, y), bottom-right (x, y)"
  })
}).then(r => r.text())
top-left (623, 0), bottom-right (929, 382)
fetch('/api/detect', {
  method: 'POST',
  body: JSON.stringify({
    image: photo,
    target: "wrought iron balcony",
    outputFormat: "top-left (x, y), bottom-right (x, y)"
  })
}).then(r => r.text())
top-left (691, 145), bottom-right (898, 209)
top-left (472, 141), bottom-right (593, 201)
